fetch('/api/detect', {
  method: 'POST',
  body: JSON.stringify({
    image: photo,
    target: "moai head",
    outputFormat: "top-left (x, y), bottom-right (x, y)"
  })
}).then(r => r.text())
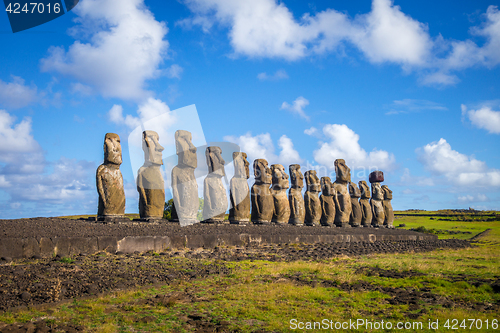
top-left (254, 159), bottom-right (271, 184)
top-left (104, 133), bottom-right (122, 165)
top-left (334, 159), bottom-right (351, 184)
top-left (206, 146), bottom-right (225, 176)
top-left (142, 130), bottom-right (164, 165)
top-left (358, 180), bottom-right (371, 199)
top-left (289, 164), bottom-right (304, 189)
top-left (320, 177), bottom-right (334, 196)
top-left (176, 130), bottom-right (197, 168)
top-left (305, 170), bottom-right (320, 192)
top-left (372, 182), bottom-right (384, 200)
top-left (382, 185), bottom-right (393, 200)
top-left (233, 152), bottom-right (250, 179)
top-left (271, 164), bottom-right (289, 190)
top-left (349, 182), bottom-right (361, 198)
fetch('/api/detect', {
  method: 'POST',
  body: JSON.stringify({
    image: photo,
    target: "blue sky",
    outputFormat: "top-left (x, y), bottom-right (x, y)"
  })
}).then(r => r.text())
top-left (1, 0), bottom-right (499, 218)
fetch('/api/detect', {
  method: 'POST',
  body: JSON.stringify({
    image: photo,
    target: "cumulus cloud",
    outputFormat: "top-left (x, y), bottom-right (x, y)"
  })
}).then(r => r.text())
top-left (461, 104), bottom-right (500, 134)
top-left (40, 0), bottom-right (168, 100)
top-left (165, 64), bottom-right (184, 79)
top-left (109, 97), bottom-right (172, 130)
top-left (304, 126), bottom-right (318, 136)
top-left (0, 76), bottom-right (39, 109)
top-left (417, 138), bottom-right (500, 187)
top-left (257, 69), bottom-right (289, 81)
top-left (313, 124), bottom-right (396, 170)
top-left (281, 96), bottom-right (310, 121)
top-left (0, 110), bottom-right (39, 155)
top-left (457, 194), bottom-right (488, 203)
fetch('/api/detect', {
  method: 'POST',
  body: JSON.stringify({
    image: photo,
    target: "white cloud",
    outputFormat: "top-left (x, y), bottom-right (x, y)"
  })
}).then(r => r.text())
top-left (277, 135), bottom-right (304, 166)
top-left (457, 194), bottom-right (488, 203)
top-left (281, 96), bottom-right (310, 121)
top-left (417, 138), bottom-right (500, 186)
top-left (419, 72), bottom-right (460, 86)
top-left (257, 69), bottom-right (289, 81)
top-left (0, 110), bottom-right (39, 155)
top-left (165, 64), bottom-right (184, 79)
top-left (109, 97), bottom-right (172, 130)
top-left (313, 124), bottom-right (396, 170)
top-left (70, 82), bottom-right (93, 95)
top-left (462, 104), bottom-right (500, 134)
top-left (385, 99), bottom-right (448, 115)
top-left (304, 126), bottom-right (318, 136)
top-left (0, 76), bottom-right (38, 109)
top-left (40, 0), bottom-right (168, 101)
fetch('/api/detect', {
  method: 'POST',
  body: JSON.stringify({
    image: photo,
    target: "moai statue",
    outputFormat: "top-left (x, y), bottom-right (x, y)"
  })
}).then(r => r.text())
top-left (251, 159), bottom-right (273, 224)
top-left (304, 170), bottom-right (321, 226)
top-left (288, 164), bottom-right (305, 225)
top-left (382, 185), bottom-right (394, 228)
top-left (333, 159), bottom-right (352, 227)
top-left (96, 133), bottom-right (126, 222)
top-left (171, 130), bottom-right (198, 226)
top-left (137, 131), bottom-right (165, 220)
top-left (349, 182), bottom-right (362, 227)
top-left (202, 146), bottom-right (228, 223)
top-left (369, 171), bottom-right (385, 227)
top-left (229, 152), bottom-right (250, 224)
top-left (319, 177), bottom-right (336, 226)
top-left (358, 180), bottom-right (372, 227)
top-left (271, 164), bottom-right (290, 224)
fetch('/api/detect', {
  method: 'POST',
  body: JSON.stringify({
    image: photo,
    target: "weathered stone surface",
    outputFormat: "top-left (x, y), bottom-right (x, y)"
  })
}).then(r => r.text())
top-left (382, 185), bottom-right (394, 228)
top-left (271, 164), bottom-right (290, 224)
top-left (349, 182), bottom-right (362, 227)
top-left (334, 159), bottom-right (352, 227)
top-left (304, 170), bottom-right (321, 226)
top-left (229, 152), bottom-right (250, 224)
top-left (358, 180), bottom-right (372, 227)
top-left (251, 159), bottom-right (273, 224)
top-left (369, 170), bottom-right (384, 183)
top-left (320, 177), bottom-right (335, 226)
top-left (203, 146), bottom-right (228, 222)
top-left (370, 182), bottom-right (385, 227)
top-left (97, 133), bottom-right (126, 218)
top-left (137, 131), bottom-right (165, 220)
top-left (288, 164), bottom-right (305, 225)
top-left (172, 130), bottom-right (198, 226)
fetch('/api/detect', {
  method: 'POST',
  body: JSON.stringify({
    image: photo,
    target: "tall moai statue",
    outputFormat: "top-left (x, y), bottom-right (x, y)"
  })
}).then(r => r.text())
top-left (369, 171), bottom-right (385, 227)
top-left (229, 152), bottom-right (250, 224)
top-left (333, 159), bottom-right (352, 227)
top-left (358, 180), bottom-right (372, 227)
top-left (137, 131), bottom-right (165, 220)
top-left (171, 130), bottom-right (198, 226)
top-left (288, 164), bottom-right (305, 225)
top-left (320, 177), bottom-right (336, 226)
top-left (271, 164), bottom-right (290, 224)
top-left (304, 170), bottom-right (321, 226)
top-left (382, 185), bottom-right (394, 228)
top-left (202, 146), bottom-right (228, 223)
top-left (349, 182), bottom-right (362, 227)
top-left (251, 159), bottom-right (273, 224)
top-left (96, 133), bottom-right (126, 222)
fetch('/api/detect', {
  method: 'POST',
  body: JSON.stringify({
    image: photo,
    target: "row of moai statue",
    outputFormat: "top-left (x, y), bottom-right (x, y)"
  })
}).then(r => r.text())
top-left (96, 130), bottom-right (394, 227)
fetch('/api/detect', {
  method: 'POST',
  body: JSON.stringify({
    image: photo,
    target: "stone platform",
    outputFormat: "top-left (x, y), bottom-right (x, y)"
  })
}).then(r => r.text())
top-left (0, 217), bottom-right (437, 259)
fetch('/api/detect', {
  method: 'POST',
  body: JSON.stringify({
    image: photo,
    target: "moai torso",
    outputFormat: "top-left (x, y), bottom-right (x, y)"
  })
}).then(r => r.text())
top-left (271, 164), bottom-right (290, 224)
top-left (369, 171), bottom-right (385, 227)
top-left (137, 131), bottom-right (165, 219)
top-left (97, 133), bottom-right (125, 217)
top-left (334, 159), bottom-right (352, 227)
top-left (202, 146), bottom-right (228, 222)
top-left (229, 152), bottom-right (250, 223)
top-left (358, 181), bottom-right (372, 227)
top-left (304, 170), bottom-right (321, 226)
top-left (171, 130), bottom-right (198, 226)
top-left (288, 164), bottom-right (305, 225)
top-left (349, 182), bottom-right (362, 227)
top-left (320, 177), bottom-right (335, 226)
top-left (382, 185), bottom-right (394, 228)
top-left (251, 159), bottom-right (273, 223)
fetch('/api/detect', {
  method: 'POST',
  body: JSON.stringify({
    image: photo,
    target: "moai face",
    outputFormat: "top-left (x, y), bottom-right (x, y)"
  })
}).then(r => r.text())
top-left (271, 164), bottom-right (289, 190)
top-left (305, 170), bottom-right (320, 192)
top-left (233, 152), bottom-right (250, 179)
top-left (372, 182), bottom-right (384, 200)
top-left (382, 185), bottom-right (393, 200)
top-left (254, 159), bottom-right (271, 184)
top-left (358, 180), bottom-right (371, 199)
top-left (104, 133), bottom-right (122, 165)
top-left (206, 146), bottom-right (225, 176)
top-left (349, 182), bottom-right (361, 198)
top-left (142, 130), bottom-right (164, 165)
top-left (320, 177), bottom-right (334, 196)
top-left (334, 159), bottom-right (351, 183)
top-left (176, 130), bottom-right (197, 168)
top-left (289, 164), bottom-right (304, 188)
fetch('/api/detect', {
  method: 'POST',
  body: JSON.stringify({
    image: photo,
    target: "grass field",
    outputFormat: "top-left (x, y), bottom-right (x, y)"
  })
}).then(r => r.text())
top-left (2, 212), bottom-right (499, 332)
